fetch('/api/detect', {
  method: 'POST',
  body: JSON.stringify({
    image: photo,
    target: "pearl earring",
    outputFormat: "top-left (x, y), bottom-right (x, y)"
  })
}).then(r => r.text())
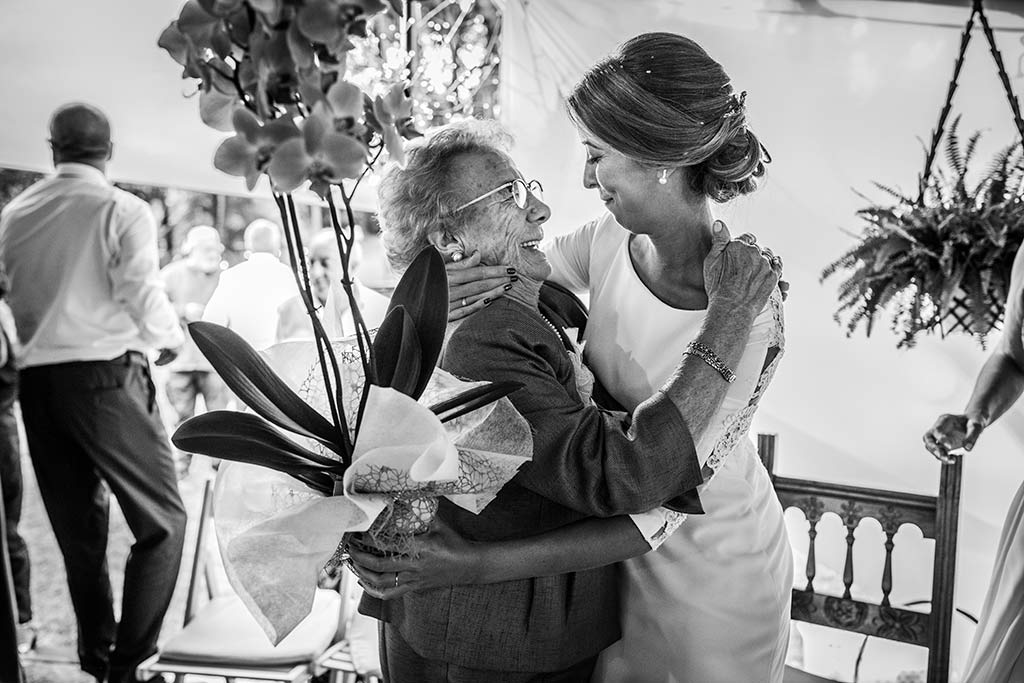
top-left (658, 169), bottom-right (669, 185)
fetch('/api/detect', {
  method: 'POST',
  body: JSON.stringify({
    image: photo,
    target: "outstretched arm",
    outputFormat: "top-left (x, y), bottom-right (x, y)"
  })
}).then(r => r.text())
top-left (349, 514), bottom-right (648, 599)
top-left (924, 244), bottom-right (1024, 462)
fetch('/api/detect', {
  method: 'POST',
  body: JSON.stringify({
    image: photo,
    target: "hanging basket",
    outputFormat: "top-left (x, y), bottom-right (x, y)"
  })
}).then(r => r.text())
top-left (944, 290), bottom-right (1004, 338)
top-left (822, 0), bottom-right (1024, 349)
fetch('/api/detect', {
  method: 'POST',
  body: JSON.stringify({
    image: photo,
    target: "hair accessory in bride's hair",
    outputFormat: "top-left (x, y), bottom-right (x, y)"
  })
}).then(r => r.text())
top-left (722, 90), bottom-right (747, 120)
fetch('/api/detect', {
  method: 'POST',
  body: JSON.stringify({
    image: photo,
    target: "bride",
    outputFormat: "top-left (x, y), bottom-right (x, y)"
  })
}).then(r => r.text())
top-left (351, 32), bottom-right (792, 682)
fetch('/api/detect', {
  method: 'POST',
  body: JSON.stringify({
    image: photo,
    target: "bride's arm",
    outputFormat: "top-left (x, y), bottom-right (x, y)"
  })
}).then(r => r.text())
top-left (348, 514), bottom-right (650, 598)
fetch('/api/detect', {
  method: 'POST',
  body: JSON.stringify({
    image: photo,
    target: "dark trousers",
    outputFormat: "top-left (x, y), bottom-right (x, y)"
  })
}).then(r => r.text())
top-left (0, 402), bottom-right (30, 623)
top-left (381, 622), bottom-right (598, 683)
top-left (19, 352), bottom-right (187, 683)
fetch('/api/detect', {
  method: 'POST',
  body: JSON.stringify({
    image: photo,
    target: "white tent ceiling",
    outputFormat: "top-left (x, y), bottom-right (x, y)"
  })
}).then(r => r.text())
top-left (4, 1), bottom-right (1024, 676)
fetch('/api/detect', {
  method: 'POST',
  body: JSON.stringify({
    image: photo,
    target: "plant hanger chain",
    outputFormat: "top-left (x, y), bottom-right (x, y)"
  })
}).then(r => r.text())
top-left (918, 0), bottom-right (1024, 203)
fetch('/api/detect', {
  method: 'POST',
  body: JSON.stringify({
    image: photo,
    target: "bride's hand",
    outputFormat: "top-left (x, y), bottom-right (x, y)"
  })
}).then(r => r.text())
top-left (446, 251), bottom-right (517, 322)
top-left (346, 517), bottom-right (483, 599)
top-left (703, 221), bottom-right (781, 316)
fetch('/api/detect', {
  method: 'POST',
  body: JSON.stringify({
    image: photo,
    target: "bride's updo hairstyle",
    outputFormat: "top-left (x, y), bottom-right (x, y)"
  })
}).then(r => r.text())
top-left (567, 32), bottom-right (769, 203)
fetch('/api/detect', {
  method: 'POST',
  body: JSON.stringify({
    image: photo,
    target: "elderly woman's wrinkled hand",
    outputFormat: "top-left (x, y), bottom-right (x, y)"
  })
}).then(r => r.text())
top-left (446, 251), bottom-right (518, 322)
top-left (346, 517), bottom-right (482, 600)
top-left (703, 221), bottom-right (782, 316)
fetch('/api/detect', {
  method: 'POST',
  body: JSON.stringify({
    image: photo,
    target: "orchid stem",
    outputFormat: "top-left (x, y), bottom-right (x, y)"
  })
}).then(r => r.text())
top-left (285, 194), bottom-right (353, 457)
top-left (326, 189), bottom-right (376, 434)
top-left (275, 194), bottom-right (352, 461)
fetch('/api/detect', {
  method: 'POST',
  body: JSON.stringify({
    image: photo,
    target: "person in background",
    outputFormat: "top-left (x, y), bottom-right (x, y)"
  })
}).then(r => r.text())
top-left (923, 241), bottom-right (1024, 683)
top-left (202, 218), bottom-right (296, 350)
top-left (275, 229), bottom-right (390, 342)
top-left (0, 264), bottom-right (33, 655)
top-left (0, 102), bottom-right (186, 683)
top-left (159, 224), bottom-right (229, 477)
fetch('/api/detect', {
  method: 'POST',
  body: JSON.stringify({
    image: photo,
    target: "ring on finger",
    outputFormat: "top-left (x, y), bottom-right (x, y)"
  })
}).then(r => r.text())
top-left (395, 573), bottom-right (400, 588)
top-left (461, 298), bottom-right (467, 308)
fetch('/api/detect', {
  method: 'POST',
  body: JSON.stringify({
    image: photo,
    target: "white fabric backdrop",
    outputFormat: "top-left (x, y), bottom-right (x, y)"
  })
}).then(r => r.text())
top-left (497, 1), bottom-right (1024, 678)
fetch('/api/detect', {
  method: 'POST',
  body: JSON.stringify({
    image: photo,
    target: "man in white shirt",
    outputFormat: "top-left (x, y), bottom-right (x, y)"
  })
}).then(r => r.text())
top-left (202, 218), bottom-right (296, 350)
top-left (0, 102), bottom-right (186, 683)
top-left (275, 229), bottom-right (390, 342)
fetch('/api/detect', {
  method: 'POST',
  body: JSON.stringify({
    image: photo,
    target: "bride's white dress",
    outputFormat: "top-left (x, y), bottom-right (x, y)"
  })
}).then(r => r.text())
top-left (961, 480), bottom-right (1024, 682)
top-left (546, 213), bottom-right (793, 683)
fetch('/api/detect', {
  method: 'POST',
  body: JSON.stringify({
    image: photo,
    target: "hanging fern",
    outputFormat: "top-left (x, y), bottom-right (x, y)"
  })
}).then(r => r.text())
top-left (822, 118), bottom-right (1024, 349)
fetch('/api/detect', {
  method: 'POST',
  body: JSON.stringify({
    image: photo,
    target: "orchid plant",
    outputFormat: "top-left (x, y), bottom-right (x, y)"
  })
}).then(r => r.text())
top-left (158, 0), bottom-right (519, 534)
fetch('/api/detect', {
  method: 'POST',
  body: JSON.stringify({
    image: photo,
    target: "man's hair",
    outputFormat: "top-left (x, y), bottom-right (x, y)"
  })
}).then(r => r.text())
top-left (49, 103), bottom-right (112, 163)
top-left (243, 219), bottom-right (282, 255)
top-left (181, 225), bottom-right (223, 255)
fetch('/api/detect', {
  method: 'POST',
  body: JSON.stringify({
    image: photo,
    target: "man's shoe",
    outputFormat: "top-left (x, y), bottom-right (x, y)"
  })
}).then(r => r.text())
top-left (15, 621), bottom-right (37, 654)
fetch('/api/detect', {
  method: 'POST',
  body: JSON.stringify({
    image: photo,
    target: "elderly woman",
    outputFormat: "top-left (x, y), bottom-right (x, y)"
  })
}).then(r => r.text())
top-left (365, 119), bottom-right (779, 682)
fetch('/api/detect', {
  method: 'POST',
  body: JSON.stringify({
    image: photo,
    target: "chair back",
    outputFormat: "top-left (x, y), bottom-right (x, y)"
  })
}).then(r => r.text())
top-left (758, 434), bottom-right (963, 683)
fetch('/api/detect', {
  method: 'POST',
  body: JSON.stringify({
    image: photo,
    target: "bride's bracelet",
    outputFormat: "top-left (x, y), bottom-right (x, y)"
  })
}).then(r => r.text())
top-left (684, 341), bottom-right (737, 384)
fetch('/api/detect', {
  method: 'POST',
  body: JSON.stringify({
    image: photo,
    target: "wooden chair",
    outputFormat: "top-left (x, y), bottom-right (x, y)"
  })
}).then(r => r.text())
top-left (757, 434), bottom-right (964, 683)
top-left (136, 479), bottom-right (348, 683)
top-left (317, 568), bottom-right (383, 683)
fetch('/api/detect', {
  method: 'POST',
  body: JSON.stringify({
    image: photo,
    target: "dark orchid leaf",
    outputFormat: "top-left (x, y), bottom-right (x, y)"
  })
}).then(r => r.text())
top-left (188, 321), bottom-right (341, 452)
top-left (430, 381), bottom-right (523, 424)
top-left (372, 305), bottom-right (422, 396)
top-left (173, 411), bottom-right (343, 495)
top-left (387, 247), bottom-right (448, 398)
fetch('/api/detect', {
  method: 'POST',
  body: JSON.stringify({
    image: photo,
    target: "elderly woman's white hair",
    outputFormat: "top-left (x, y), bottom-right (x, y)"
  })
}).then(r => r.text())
top-left (377, 119), bottom-right (514, 273)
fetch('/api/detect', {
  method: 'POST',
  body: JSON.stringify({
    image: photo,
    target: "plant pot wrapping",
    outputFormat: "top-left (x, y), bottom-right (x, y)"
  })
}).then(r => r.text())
top-left (212, 338), bottom-right (532, 645)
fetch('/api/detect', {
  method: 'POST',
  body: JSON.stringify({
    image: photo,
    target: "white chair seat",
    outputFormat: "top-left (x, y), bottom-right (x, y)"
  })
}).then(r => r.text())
top-left (159, 589), bottom-right (341, 667)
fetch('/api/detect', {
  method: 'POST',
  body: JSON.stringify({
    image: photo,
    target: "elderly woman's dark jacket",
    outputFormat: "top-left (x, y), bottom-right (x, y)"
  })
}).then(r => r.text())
top-left (387, 296), bottom-right (702, 672)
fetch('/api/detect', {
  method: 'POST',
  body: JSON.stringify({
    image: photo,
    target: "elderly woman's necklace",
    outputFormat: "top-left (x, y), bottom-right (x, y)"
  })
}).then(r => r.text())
top-left (539, 311), bottom-right (571, 352)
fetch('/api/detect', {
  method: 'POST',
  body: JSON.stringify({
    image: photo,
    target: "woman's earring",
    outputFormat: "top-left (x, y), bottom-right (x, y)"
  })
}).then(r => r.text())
top-left (451, 250), bottom-right (464, 262)
top-left (658, 169), bottom-right (669, 185)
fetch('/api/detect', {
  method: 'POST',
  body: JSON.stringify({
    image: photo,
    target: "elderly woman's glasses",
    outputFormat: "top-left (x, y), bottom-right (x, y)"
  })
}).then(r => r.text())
top-left (455, 178), bottom-right (544, 212)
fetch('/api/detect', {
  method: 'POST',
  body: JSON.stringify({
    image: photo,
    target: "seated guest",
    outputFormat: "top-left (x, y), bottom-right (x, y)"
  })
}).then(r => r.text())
top-left (361, 120), bottom-right (781, 681)
top-left (275, 229), bottom-right (390, 342)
